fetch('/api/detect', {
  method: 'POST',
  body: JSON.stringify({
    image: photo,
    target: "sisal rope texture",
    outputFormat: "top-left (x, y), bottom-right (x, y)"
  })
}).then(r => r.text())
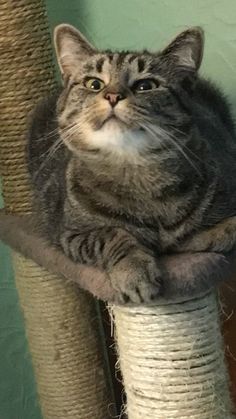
top-left (0, 1), bottom-right (234, 419)
top-left (0, 1), bottom-right (112, 418)
top-left (113, 292), bottom-right (235, 418)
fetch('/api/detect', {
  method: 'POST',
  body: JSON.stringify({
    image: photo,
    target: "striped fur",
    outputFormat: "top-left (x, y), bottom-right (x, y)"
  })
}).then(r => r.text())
top-left (27, 25), bottom-right (236, 303)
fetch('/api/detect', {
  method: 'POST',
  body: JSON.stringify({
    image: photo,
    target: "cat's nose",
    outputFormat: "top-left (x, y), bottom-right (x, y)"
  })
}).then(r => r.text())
top-left (104, 92), bottom-right (125, 107)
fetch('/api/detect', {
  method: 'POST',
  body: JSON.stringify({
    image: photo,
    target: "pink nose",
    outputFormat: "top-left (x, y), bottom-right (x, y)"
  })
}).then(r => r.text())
top-left (104, 92), bottom-right (124, 107)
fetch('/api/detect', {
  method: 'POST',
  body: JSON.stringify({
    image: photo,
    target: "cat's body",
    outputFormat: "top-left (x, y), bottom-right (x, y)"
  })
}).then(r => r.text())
top-left (27, 25), bottom-right (236, 303)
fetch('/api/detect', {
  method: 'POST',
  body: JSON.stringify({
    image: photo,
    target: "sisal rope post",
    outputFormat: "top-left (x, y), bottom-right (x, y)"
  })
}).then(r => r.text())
top-left (0, 1), bottom-right (112, 418)
top-left (112, 292), bottom-right (235, 419)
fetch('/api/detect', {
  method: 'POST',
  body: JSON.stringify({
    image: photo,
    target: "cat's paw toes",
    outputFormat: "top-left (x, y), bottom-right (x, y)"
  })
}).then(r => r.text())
top-left (109, 251), bottom-right (163, 304)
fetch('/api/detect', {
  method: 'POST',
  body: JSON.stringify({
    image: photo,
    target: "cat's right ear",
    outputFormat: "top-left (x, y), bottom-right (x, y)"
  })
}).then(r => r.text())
top-left (54, 24), bottom-right (96, 77)
top-left (161, 27), bottom-right (204, 72)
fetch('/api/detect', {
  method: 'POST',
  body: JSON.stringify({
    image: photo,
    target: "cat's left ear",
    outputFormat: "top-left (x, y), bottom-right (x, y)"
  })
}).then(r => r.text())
top-left (161, 27), bottom-right (204, 71)
top-left (54, 24), bottom-right (96, 77)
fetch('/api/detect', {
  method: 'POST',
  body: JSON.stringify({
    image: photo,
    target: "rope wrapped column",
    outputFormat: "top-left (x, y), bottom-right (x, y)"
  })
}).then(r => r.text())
top-left (112, 292), bottom-right (234, 419)
top-left (0, 1), bottom-right (112, 418)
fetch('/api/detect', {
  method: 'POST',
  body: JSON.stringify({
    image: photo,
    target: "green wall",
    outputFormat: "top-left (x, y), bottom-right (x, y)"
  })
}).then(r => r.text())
top-left (1, 1), bottom-right (236, 418)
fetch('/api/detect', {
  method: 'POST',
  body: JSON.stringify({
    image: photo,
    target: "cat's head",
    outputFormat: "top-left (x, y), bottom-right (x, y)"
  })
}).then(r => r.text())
top-left (54, 24), bottom-right (204, 156)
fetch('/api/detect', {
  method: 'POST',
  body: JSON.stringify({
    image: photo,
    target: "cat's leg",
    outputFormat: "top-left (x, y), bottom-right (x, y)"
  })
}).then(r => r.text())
top-left (160, 216), bottom-right (236, 298)
top-left (160, 251), bottom-right (234, 297)
top-left (60, 227), bottom-right (162, 303)
top-left (178, 216), bottom-right (236, 253)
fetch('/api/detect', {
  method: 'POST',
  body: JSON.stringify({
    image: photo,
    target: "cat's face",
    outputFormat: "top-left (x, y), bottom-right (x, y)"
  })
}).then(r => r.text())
top-left (54, 25), bottom-right (204, 156)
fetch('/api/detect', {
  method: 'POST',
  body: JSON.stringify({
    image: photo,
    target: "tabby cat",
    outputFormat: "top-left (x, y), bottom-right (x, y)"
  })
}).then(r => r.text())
top-left (27, 24), bottom-right (236, 303)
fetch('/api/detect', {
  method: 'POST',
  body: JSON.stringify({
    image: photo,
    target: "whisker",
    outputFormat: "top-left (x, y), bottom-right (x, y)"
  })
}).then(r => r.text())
top-left (131, 104), bottom-right (151, 117)
top-left (138, 122), bottom-right (166, 152)
top-left (33, 123), bottom-right (81, 179)
top-left (141, 119), bottom-right (202, 176)
top-left (30, 121), bottom-right (79, 163)
top-left (40, 124), bottom-right (78, 160)
top-left (168, 126), bottom-right (214, 167)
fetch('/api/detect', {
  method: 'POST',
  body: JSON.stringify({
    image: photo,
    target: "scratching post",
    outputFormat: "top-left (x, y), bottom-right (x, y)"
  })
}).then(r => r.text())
top-left (0, 2), bottom-right (234, 419)
top-left (113, 292), bottom-right (234, 419)
top-left (0, 1), bottom-right (112, 418)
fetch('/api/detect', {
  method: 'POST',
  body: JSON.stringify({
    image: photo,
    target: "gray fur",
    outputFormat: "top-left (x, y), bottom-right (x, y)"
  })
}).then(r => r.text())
top-left (0, 210), bottom-right (234, 303)
top-left (27, 25), bottom-right (236, 303)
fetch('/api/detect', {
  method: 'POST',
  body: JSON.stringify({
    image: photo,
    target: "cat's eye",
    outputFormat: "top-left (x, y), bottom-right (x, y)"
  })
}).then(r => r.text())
top-left (133, 78), bottom-right (159, 92)
top-left (84, 78), bottom-right (105, 92)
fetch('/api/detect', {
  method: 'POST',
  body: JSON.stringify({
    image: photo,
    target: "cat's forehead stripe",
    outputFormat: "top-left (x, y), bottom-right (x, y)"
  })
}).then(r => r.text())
top-left (96, 57), bottom-right (105, 73)
top-left (107, 53), bottom-right (114, 63)
top-left (137, 58), bottom-right (145, 73)
top-left (127, 54), bottom-right (148, 73)
top-left (83, 52), bottom-right (149, 80)
top-left (128, 55), bottom-right (138, 64)
top-left (115, 52), bottom-right (128, 67)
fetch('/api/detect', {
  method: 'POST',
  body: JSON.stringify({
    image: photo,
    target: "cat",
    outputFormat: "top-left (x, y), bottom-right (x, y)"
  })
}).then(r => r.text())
top-left (27, 24), bottom-right (236, 303)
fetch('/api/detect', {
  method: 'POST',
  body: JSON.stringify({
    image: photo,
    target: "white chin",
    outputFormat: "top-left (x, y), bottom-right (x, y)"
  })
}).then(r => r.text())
top-left (87, 120), bottom-right (149, 153)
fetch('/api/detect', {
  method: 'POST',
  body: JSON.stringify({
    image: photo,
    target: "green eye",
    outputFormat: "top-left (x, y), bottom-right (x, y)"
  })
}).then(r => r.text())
top-left (133, 79), bottom-right (159, 92)
top-left (84, 78), bottom-right (105, 91)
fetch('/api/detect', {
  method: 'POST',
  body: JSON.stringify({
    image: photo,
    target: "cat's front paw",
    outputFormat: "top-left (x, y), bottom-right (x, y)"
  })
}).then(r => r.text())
top-left (108, 250), bottom-right (162, 304)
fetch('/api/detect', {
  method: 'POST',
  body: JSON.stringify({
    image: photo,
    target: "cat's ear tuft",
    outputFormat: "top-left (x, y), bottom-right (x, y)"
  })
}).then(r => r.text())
top-left (54, 24), bottom-right (96, 76)
top-left (161, 27), bottom-right (204, 71)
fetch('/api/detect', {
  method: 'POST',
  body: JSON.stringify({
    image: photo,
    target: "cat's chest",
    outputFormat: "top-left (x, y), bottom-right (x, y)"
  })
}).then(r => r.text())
top-left (68, 157), bottom-right (177, 221)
